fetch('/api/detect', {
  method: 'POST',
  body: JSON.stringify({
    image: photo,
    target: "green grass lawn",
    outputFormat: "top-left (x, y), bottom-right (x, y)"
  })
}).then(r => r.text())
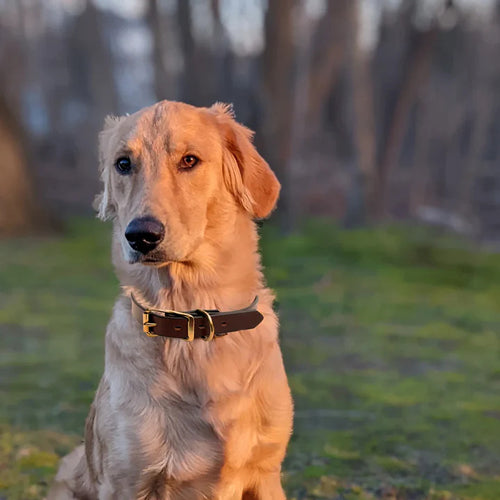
top-left (1, 218), bottom-right (500, 499)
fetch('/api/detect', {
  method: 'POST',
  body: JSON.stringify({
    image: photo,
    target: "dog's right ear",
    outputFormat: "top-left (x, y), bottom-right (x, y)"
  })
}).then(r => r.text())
top-left (94, 115), bottom-right (124, 220)
top-left (209, 103), bottom-right (281, 219)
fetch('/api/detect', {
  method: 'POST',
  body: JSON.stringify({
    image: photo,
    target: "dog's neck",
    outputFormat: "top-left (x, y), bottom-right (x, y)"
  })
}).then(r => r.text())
top-left (114, 211), bottom-right (263, 313)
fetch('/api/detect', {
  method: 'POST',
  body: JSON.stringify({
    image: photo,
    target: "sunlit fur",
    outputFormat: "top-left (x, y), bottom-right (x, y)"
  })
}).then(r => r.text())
top-left (48, 101), bottom-right (293, 500)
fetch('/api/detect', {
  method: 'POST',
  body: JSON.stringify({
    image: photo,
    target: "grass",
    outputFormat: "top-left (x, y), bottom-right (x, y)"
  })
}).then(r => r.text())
top-left (1, 218), bottom-right (500, 499)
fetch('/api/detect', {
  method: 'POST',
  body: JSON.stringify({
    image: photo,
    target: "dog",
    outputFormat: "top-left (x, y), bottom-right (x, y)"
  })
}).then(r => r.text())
top-left (47, 101), bottom-right (293, 500)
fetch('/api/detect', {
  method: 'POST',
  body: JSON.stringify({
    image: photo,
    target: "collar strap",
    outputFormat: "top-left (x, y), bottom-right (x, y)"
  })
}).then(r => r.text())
top-left (130, 295), bottom-right (264, 341)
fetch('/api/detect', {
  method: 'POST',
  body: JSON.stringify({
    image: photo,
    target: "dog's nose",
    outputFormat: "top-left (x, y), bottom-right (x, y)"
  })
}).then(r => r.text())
top-left (125, 217), bottom-right (165, 255)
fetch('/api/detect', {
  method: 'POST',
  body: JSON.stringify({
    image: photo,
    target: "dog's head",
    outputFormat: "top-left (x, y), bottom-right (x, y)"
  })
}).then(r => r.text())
top-left (95, 101), bottom-right (280, 266)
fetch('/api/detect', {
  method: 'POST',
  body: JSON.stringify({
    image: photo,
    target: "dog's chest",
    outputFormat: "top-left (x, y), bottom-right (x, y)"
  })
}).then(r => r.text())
top-left (105, 365), bottom-right (225, 484)
top-left (141, 398), bottom-right (224, 482)
top-left (103, 319), bottom-right (268, 488)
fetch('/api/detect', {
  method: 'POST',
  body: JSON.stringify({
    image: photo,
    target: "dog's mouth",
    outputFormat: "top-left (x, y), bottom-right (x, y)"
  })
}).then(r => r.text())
top-left (127, 249), bottom-right (170, 266)
top-left (141, 258), bottom-right (172, 268)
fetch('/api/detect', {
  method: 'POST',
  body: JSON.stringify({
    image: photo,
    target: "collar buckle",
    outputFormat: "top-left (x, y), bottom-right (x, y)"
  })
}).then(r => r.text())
top-left (143, 310), bottom-right (158, 337)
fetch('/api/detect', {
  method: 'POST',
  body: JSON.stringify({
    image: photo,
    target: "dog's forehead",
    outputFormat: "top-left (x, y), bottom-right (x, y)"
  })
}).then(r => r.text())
top-left (126, 101), bottom-right (218, 155)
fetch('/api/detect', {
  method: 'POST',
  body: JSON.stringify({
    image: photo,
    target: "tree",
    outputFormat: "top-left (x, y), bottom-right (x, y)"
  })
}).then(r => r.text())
top-left (0, 97), bottom-right (49, 235)
top-left (306, 0), bottom-right (356, 130)
top-left (148, 0), bottom-right (170, 101)
top-left (373, 1), bottom-right (440, 217)
top-left (260, 0), bottom-right (295, 230)
top-left (177, 0), bottom-right (199, 104)
top-left (344, 0), bottom-right (376, 227)
top-left (0, 0), bottom-right (51, 235)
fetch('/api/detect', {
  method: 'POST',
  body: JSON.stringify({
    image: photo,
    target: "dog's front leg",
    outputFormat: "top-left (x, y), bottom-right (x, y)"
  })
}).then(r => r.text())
top-left (47, 445), bottom-right (96, 500)
top-left (242, 472), bottom-right (286, 500)
top-left (215, 471), bottom-right (285, 500)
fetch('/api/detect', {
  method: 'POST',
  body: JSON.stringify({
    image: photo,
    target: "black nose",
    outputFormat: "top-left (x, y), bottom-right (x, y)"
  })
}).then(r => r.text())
top-left (125, 217), bottom-right (165, 255)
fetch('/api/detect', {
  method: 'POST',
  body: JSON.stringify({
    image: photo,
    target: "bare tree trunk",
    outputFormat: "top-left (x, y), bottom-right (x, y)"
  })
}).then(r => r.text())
top-left (442, 86), bottom-right (466, 211)
top-left (74, 0), bottom-right (119, 115)
top-left (147, 0), bottom-right (170, 101)
top-left (0, 1), bottom-right (51, 235)
top-left (408, 91), bottom-right (434, 215)
top-left (209, 0), bottom-right (233, 101)
top-left (177, 0), bottom-right (199, 104)
top-left (0, 98), bottom-right (49, 235)
top-left (286, 4), bottom-right (314, 230)
top-left (261, 0), bottom-right (295, 231)
top-left (457, 33), bottom-right (494, 220)
top-left (67, 0), bottom-right (120, 176)
top-left (306, 0), bottom-right (355, 129)
top-left (345, 0), bottom-right (376, 226)
top-left (352, 54), bottom-right (376, 197)
top-left (373, 24), bottom-right (439, 217)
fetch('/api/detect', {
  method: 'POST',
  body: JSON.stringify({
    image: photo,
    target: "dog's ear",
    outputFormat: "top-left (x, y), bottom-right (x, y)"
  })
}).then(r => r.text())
top-left (210, 103), bottom-right (280, 219)
top-left (94, 115), bottom-right (124, 220)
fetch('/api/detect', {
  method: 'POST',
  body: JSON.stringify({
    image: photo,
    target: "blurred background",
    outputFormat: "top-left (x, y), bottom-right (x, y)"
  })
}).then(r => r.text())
top-left (4, 0), bottom-right (500, 236)
top-left (2, 0), bottom-right (500, 499)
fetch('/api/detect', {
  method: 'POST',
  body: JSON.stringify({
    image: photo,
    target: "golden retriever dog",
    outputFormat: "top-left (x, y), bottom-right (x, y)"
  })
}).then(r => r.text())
top-left (48, 101), bottom-right (293, 500)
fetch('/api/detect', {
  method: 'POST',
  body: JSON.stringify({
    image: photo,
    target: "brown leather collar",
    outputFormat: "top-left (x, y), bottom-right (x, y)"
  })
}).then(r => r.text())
top-left (130, 295), bottom-right (264, 341)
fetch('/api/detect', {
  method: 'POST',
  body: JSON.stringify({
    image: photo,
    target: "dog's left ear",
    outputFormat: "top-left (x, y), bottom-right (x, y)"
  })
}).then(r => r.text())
top-left (94, 115), bottom-right (124, 220)
top-left (210, 102), bottom-right (280, 219)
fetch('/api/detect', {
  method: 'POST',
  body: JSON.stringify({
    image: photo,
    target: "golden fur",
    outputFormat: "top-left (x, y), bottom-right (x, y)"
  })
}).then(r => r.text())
top-left (48, 101), bottom-right (293, 500)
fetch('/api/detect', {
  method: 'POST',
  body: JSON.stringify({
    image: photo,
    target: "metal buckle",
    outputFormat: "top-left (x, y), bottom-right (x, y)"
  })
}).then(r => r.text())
top-left (196, 309), bottom-right (215, 341)
top-left (163, 310), bottom-right (195, 342)
top-left (143, 310), bottom-right (158, 337)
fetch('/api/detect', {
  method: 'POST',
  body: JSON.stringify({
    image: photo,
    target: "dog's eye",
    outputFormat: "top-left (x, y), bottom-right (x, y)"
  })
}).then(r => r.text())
top-left (115, 157), bottom-right (132, 175)
top-left (181, 155), bottom-right (199, 169)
